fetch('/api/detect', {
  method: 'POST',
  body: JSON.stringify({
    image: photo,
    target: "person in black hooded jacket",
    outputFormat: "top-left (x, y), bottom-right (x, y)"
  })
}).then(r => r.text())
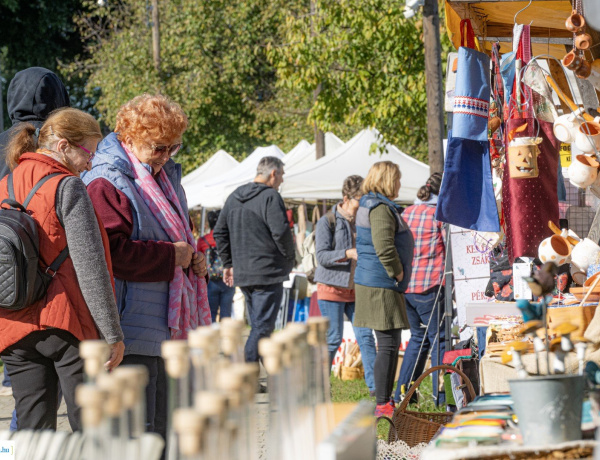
top-left (214, 156), bottom-right (295, 363)
top-left (0, 67), bottom-right (70, 180)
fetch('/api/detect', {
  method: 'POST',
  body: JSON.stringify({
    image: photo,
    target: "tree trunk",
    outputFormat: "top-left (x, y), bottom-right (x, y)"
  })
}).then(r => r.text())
top-left (423, 0), bottom-right (445, 174)
top-left (151, 0), bottom-right (161, 73)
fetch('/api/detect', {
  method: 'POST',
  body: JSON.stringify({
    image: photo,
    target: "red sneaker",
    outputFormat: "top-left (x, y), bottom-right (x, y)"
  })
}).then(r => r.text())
top-left (374, 403), bottom-right (394, 418)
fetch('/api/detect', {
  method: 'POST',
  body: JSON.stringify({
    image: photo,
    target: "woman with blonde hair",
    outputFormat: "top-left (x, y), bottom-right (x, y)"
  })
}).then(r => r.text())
top-left (354, 161), bottom-right (414, 418)
top-left (83, 94), bottom-right (210, 448)
top-left (0, 107), bottom-right (124, 430)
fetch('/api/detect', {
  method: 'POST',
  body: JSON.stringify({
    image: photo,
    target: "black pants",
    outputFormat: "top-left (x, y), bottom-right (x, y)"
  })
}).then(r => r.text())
top-left (374, 328), bottom-right (403, 405)
top-left (240, 283), bottom-right (284, 362)
top-left (1, 329), bottom-right (83, 431)
top-left (120, 354), bottom-right (167, 458)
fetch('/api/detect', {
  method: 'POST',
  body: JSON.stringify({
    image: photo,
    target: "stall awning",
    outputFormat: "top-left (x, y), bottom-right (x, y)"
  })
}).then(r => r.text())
top-left (445, 0), bottom-right (576, 60)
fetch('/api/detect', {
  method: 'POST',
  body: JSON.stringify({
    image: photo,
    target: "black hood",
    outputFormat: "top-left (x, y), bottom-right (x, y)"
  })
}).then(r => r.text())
top-left (232, 182), bottom-right (271, 203)
top-left (7, 67), bottom-right (70, 125)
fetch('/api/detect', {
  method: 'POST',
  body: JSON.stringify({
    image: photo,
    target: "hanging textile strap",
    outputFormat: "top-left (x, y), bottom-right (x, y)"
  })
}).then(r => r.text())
top-left (460, 19), bottom-right (477, 50)
top-left (491, 43), bottom-right (504, 115)
top-left (510, 25), bottom-right (533, 119)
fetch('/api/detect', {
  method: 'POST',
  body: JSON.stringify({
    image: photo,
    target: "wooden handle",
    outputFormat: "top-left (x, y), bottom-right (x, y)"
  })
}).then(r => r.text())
top-left (399, 364), bottom-right (477, 412)
top-left (546, 75), bottom-right (594, 122)
top-left (548, 220), bottom-right (561, 236)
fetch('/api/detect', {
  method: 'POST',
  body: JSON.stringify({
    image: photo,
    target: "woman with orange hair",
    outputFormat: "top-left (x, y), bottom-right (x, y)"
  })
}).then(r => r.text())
top-left (83, 94), bottom-right (210, 447)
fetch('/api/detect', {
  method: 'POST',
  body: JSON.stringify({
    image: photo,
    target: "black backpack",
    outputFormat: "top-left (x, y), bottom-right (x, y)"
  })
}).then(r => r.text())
top-left (0, 173), bottom-right (69, 310)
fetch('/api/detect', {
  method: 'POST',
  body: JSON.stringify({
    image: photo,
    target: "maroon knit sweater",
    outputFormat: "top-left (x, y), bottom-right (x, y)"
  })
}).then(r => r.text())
top-left (87, 178), bottom-right (176, 283)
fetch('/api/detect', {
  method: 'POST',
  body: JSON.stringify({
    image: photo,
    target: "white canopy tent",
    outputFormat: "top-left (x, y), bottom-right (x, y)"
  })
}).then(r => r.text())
top-left (185, 144), bottom-right (285, 209)
top-left (181, 149), bottom-right (239, 188)
top-left (283, 133), bottom-right (346, 170)
top-left (280, 129), bottom-right (430, 203)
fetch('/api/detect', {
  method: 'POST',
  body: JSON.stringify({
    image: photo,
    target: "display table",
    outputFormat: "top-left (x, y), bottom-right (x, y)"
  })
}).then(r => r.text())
top-left (420, 439), bottom-right (596, 460)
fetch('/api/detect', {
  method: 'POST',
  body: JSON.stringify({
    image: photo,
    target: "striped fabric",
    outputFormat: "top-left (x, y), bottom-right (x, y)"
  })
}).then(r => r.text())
top-left (453, 96), bottom-right (489, 119)
top-left (404, 203), bottom-right (445, 294)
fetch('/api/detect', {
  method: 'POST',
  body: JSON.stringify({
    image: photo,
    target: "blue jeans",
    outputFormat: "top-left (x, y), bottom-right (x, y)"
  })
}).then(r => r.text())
top-left (3, 365), bottom-right (10, 387)
top-left (477, 326), bottom-right (488, 360)
top-left (317, 299), bottom-right (376, 393)
top-left (395, 288), bottom-right (445, 405)
top-left (207, 279), bottom-right (235, 322)
top-left (241, 283), bottom-right (284, 363)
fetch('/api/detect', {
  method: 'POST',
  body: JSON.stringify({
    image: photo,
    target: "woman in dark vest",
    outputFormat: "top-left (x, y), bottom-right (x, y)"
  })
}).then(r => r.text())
top-left (354, 161), bottom-right (414, 418)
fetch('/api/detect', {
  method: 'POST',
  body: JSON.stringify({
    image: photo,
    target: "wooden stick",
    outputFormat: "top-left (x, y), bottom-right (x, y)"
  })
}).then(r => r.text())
top-left (580, 273), bottom-right (600, 305)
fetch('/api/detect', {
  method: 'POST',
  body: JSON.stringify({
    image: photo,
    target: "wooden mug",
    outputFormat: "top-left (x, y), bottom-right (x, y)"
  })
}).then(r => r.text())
top-left (566, 10), bottom-right (586, 33)
top-left (575, 33), bottom-right (593, 51)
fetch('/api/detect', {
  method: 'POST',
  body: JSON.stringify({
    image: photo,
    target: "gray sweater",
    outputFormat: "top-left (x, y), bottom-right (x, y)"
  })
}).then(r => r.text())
top-left (56, 177), bottom-right (124, 344)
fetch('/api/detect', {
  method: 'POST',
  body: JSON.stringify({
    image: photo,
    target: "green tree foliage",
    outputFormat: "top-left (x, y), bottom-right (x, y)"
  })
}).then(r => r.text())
top-left (269, 0), bottom-right (451, 162)
top-left (68, 0), bottom-right (320, 174)
top-left (0, 0), bottom-right (86, 127)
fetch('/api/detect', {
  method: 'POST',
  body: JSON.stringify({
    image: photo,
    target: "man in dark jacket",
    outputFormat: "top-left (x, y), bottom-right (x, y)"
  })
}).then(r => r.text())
top-left (0, 67), bottom-right (70, 180)
top-left (214, 156), bottom-right (295, 363)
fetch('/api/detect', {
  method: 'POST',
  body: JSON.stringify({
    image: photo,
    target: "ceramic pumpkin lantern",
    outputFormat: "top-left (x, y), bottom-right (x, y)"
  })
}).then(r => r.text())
top-left (508, 137), bottom-right (542, 179)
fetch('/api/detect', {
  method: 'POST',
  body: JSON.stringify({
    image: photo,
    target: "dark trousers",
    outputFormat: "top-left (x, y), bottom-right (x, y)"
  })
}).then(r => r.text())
top-left (1, 329), bottom-right (83, 431)
top-left (207, 279), bottom-right (235, 322)
top-left (374, 329), bottom-right (402, 405)
top-left (241, 283), bottom-right (284, 362)
top-left (396, 288), bottom-right (446, 404)
top-left (120, 355), bottom-right (167, 443)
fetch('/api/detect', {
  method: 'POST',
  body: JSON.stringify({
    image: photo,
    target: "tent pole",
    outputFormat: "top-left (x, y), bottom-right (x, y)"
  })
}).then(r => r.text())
top-left (200, 208), bottom-right (207, 236)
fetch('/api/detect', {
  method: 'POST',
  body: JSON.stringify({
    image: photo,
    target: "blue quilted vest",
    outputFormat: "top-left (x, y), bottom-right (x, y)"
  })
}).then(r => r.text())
top-left (82, 133), bottom-right (189, 357)
top-left (355, 193), bottom-right (414, 292)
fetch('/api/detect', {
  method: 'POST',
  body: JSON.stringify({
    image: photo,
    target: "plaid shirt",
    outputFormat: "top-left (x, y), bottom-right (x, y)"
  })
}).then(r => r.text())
top-left (404, 203), bottom-right (445, 294)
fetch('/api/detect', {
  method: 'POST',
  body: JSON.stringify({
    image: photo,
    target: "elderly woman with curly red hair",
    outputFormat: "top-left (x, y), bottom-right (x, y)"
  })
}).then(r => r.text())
top-left (83, 94), bottom-right (210, 446)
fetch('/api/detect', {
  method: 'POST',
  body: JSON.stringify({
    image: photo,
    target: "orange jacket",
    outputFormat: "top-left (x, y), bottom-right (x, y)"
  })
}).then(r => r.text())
top-left (0, 153), bottom-right (108, 352)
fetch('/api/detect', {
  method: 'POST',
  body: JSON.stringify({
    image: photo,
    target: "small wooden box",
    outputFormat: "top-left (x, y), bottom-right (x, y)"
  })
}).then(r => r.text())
top-left (547, 304), bottom-right (597, 337)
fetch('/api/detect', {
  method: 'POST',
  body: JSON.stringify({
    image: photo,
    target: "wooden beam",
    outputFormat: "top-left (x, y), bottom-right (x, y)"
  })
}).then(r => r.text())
top-left (481, 36), bottom-right (574, 45)
top-left (547, 58), bottom-right (575, 114)
top-left (448, 3), bottom-right (487, 37)
top-left (486, 22), bottom-right (572, 39)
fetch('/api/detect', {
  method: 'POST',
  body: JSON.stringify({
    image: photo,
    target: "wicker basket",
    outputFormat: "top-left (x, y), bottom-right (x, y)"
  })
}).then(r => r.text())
top-left (383, 364), bottom-right (476, 447)
top-left (341, 365), bottom-right (364, 381)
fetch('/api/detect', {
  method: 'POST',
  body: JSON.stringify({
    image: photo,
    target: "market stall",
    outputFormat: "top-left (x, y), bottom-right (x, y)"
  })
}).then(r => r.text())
top-left (379, 0), bottom-right (600, 455)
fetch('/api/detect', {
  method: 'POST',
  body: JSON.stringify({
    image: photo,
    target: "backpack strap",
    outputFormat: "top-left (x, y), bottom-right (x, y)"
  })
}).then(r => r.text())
top-left (45, 246), bottom-right (70, 277)
top-left (8, 173), bottom-right (70, 276)
top-left (22, 173), bottom-right (63, 209)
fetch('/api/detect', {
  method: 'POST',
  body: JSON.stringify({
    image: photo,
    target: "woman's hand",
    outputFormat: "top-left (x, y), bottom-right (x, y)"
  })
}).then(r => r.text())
top-left (105, 341), bottom-right (125, 371)
top-left (395, 272), bottom-right (404, 283)
top-left (191, 252), bottom-right (208, 277)
top-left (174, 241), bottom-right (194, 268)
top-left (223, 267), bottom-right (234, 287)
top-left (345, 248), bottom-right (358, 260)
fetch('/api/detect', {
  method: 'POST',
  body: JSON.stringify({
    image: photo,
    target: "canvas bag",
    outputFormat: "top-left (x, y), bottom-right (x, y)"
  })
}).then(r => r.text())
top-left (502, 26), bottom-right (560, 262)
top-left (452, 20), bottom-right (491, 142)
top-left (436, 20), bottom-right (500, 232)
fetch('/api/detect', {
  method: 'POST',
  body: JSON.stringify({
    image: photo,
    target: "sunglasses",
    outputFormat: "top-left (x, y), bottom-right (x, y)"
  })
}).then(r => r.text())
top-left (150, 143), bottom-right (183, 157)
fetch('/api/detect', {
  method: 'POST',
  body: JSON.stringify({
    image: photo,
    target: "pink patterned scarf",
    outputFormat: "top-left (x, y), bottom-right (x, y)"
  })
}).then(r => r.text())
top-left (123, 143), bottom-right (211, 338)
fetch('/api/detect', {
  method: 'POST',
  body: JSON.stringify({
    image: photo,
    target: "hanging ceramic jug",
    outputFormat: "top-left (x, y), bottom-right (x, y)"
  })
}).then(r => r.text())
top-left (566, 10), bottom-right (586, 32)
top-left (507, 137), bottom-right (542, 179)
top-left (575, 33), bottom-right (593, 51)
